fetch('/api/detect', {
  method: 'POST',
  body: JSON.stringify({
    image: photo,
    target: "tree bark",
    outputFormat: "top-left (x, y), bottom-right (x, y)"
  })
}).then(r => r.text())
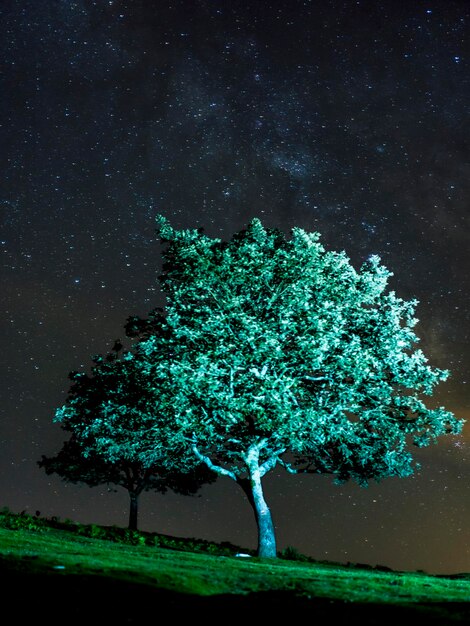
top-left (192, 441), bottom-right (277, 558)
top-left (238, 472), bottom-right (277, 558)
top-left (128, 491), bottom-right (139, 530)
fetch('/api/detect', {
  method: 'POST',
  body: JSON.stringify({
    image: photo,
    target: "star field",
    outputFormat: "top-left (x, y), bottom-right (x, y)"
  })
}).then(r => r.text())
top-left (0, 0), bottom-right (468, 573)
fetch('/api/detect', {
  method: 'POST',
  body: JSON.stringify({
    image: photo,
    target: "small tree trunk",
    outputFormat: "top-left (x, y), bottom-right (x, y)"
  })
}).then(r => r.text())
top-left (128, 491), bottom-right (139, 530)
top-left (238, 472), bottom-right (277, 558)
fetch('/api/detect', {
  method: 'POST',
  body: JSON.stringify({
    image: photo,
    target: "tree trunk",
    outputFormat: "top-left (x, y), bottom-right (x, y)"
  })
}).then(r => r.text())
top-left (192, 441), bottom-right (277, 558)
top-left (238, 473), bottom-right (277, 558)
top-left (128, 491), bottom-right (139, 530)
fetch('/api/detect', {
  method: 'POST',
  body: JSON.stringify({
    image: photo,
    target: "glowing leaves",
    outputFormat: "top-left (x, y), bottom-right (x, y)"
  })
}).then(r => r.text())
top-left (358, 254), bottom-right (393, 303)
top-left (149, 215), bottom-right (463, 486)
top-left (291, 226), bottom-right (323, 252)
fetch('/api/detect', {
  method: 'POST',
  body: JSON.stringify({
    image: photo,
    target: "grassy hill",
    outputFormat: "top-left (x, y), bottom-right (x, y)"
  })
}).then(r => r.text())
top-left (0, 510), bottom-right (468, 625)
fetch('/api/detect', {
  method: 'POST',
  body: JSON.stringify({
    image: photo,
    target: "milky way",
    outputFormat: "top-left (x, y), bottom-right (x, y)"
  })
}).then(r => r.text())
top-left (1, 1), bottom-right (468, 573)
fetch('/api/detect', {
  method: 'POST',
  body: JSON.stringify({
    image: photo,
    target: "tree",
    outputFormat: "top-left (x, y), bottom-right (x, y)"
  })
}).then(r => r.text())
top-left (39, 435), bottom-right (211, 531)
top-left (51, 342), bottom-right (215, 530)
top-left (136, 215), bottom-right (463, 557)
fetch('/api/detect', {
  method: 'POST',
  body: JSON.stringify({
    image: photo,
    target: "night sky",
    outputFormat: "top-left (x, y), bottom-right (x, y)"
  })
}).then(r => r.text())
top-left (1, 0), bottom-right (469, 575)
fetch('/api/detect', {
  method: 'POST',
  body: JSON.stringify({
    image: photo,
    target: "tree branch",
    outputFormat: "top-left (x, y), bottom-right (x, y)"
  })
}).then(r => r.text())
top-left (192, 443), bottom-right (237, 481)
top-left (259, 448), bottom-right (286, 477)
top-left (279, 459), bottom-right (299, 474)
top-left (259, 456), bottom-right (279, 477)
top-left (279, 458), bottom-right (328, 475)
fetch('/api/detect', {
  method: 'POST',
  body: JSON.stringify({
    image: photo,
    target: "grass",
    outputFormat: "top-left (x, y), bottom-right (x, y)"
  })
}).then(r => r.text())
top-left (0, 510), bottom-right (468, 624)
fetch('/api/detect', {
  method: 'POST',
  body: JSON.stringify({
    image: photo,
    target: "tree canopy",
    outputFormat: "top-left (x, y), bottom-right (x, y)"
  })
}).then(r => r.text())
top-left (51, 341), bottom-right (215, 529)
top-left (133, 215), bottom-right (463, 557)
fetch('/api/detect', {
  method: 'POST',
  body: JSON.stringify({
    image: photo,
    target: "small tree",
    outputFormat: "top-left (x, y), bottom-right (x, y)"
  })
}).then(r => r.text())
top-left (136, 216), bottom-right (463, 557)
top-left (39, 435), bottom-right (211, 530)
top-left (52, 342), bottom-right (215, 530)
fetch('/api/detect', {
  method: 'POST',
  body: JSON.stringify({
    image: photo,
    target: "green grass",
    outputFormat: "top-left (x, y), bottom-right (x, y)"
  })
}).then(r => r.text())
top-left (0, 511), bottom-right (468, 624)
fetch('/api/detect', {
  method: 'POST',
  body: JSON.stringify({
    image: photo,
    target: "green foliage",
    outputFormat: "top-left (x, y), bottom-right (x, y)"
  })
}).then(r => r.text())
top-left (0, 510), bottom-right (241, 555)
top-left (54, 344), bottom-right (181, 468)
top-left (138, 216), bottom-right (463, 485)
top-left (51, 342), bottom-right (216, 516)
top-left (39, 437), bottom-right (124, 489)
top-left (279, 546), bottom-right (310, 562)
top-left (0, 508), bottom-right (49, 533)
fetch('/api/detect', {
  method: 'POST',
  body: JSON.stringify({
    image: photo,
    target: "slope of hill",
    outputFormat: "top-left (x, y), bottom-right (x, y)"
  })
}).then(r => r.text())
top-left (0, 512), bottom-right (468, 625)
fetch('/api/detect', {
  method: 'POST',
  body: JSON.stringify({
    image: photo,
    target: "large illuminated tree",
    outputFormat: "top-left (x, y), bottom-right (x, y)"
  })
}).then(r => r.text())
top-left (138, 215), bottom-right (462, 558)
top-left (52, 342), bottom-right (215, 530)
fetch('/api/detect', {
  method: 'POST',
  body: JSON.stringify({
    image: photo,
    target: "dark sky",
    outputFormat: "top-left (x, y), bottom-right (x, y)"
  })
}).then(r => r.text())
top-left (1, 0), bottom-right (469, 574)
